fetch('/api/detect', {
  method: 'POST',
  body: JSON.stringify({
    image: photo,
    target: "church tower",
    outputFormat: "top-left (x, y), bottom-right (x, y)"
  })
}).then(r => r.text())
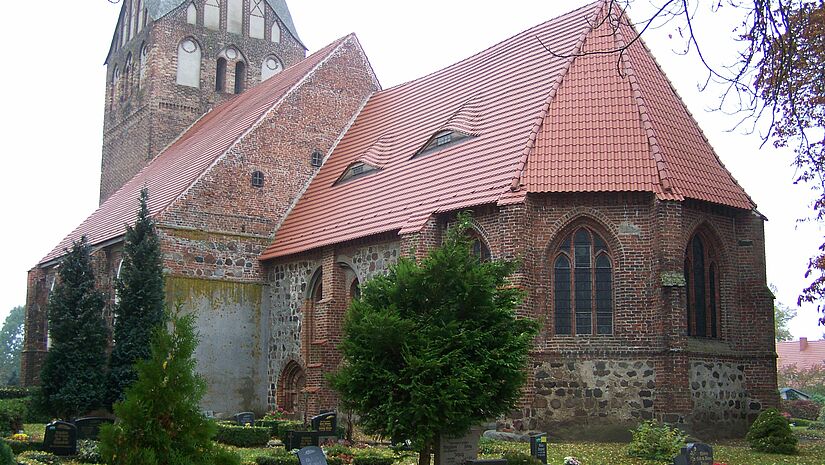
top-left (100, 0), bottom-right (307, 203)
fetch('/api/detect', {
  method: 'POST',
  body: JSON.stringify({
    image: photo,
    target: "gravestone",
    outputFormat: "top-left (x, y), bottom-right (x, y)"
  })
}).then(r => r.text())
top-left (529, 433), bottom-right (548, 464)
top-left (438, 425), bottom-right (484, 465)
top-left (311, 412), bottom-right (338, 436)
top-left (285, 430), bottom-right (320, 450)
top-left (297, 446), bottom-right (328, 465)
top-left (73, 417), bottom-right (114, 440)
top-left (234, 411), bottom-right (255, 426)
top-left (673, 443), bottom-right (713, 465)
top-left (44, 421), bottom-right (77, 456)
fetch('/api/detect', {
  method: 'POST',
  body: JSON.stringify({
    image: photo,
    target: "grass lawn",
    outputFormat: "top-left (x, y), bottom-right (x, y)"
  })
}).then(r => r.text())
top-left (17, 424), bottom-right (825, 465)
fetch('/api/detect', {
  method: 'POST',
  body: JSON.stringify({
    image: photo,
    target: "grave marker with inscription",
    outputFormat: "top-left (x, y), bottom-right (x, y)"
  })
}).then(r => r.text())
top-left (44, 421), bottom-right (77, 456)
top-left (529, 433), bottom-right (548, 464)
top-left (234, 411), bottom-right (256, 426)
top-left (673, 443), bottom-right (713, 465)
top-left (73, 417), bottom-right (114, 440)
top-left (311, 412), bottom-right (338, 436)
top-left (297, 446), bottom-right (328, 465)
top-left (285, 430), bottom-right (320, 450)
top-left (438, 426), bottom-right (484, 465)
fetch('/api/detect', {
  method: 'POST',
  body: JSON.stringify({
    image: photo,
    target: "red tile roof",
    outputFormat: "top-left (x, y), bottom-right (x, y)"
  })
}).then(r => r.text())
top-left (777, 339), bottom-right (825, 370)
top-left (40, 35), bottom-right (353, 265)
top-left (261, 2), bottom-right (604, 260)
top-left (262, 1), bottom-right (755, 260)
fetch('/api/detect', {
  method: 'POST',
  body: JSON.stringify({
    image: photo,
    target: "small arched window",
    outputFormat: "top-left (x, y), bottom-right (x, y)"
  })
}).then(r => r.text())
top-left (176, 39), bottom-right (201, 88)
top-left (111, 66), bottom-right (121, 105)
top-left (684, 232), bottom-right (721, 338)
top-left (234, 61), bottom-right (246, 94)
top-left (186, 2), bottom-right (198, 25)
top-left (271, 21), bottom-right (281, 43)
top-left (139, 44), bottom-right (148, 89)
top-left (205, 0), bottom-right (221, 30)
top-left (123, 53), bottom-right (133, 99)
top-left (249, 0), bottom-right (265, 38)
top-left (227, 0), bottom-right (243, 34)
top-left (216, 57), bottom-right (227, 92)
top-left (552, 226), bottom-right (613, 336)
top-left (470, 234), bottom-right (491, 261)
top-left (261, 56), bottom-right (283, 81)
top-left (251, 170), bottom-right (264, 188)
top-left (278, 361), bottom-right (306, 413)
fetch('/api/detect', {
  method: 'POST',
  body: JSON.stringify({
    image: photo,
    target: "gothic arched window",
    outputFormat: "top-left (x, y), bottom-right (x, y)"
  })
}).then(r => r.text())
top-left (139, 43), bottom-right (148, 89)
top-left (470, 234), bottom-right (491, 262)
top-left (261, 55), bottom-right (283, 81)
top-left (186, 2), bottom-right (198, 25)
top-left (227, 0), bottom-right (243, 34)
top-left (249, 0), bottom-right (265, 39)
top-left (234, 61), bottom-right (246, 94)
top-left (552, 226), bottom-right (613, 336)
top-left (123, 53), bottom-right (133, 99)
top-left (216, 57), bottom-right (227, 92)
top-left (176, 39), bottom-right (201, 88)
top-left (684, 232), bottom-right (721, 338)
top-left (205, 0), bottom-right (221, 30)
top-left (271, 21), bottom-right (281, 43)
top-left (277, 361), bottom-right (306, 413)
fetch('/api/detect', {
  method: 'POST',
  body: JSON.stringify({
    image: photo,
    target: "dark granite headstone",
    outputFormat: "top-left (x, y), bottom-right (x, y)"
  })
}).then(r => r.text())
top-left (529, 433), bottom-right (548, 465)
top-left (73, 417), bottom-right (114, 440)
top-left (311, 412), bottom-right (337, 435)
top-left (673, 443), bottom-right (713, 465)
top-left (44, 421), bottom-right (77, 456)
top-left (285, 430), bottom-right (320, 451)
top-left (297, 446), bottom-right (328, 465)
top-left (234, 411), bottom-right (255, 426)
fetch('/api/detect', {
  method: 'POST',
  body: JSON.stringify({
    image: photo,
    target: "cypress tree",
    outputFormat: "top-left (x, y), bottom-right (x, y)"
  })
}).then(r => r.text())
top-left (107, 188), bottom-right (166, 406)
top-left (40, 237), bottom-right (108, 419)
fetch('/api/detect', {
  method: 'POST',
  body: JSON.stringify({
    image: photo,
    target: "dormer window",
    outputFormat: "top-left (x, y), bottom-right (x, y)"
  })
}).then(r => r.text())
top-left (415, 129), bottom-right (472, 157)
top-left (336, 161), bottom-right (379, 185)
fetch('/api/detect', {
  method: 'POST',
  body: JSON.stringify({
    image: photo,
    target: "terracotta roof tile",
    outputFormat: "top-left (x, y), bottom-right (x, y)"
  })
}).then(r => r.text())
top-left (777, 339), bottom-right (825, 370)
top-left (40, 36), bottom-right (351, 265)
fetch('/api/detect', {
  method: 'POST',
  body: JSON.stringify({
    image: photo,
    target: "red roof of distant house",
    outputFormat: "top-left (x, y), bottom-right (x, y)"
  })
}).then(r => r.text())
top-left (777, 338), bottom-right (825, 370)
top-left (40, 35), bottom-right (352, 265)
top-left (262, 1), bottom-right (754, 260)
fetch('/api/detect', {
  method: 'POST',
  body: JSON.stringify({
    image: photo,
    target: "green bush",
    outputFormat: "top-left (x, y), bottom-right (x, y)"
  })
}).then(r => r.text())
top-left (255, 450), bottom-right (299, 465)
top-left (352, 456), bottom-right (394, 465)
top-left (819, 405), bottom-right (825, 423)
top-left (502, 452), bottom-right (541, 465)
top-left (790, 417), bottom-right (813, 426)
top-left (812, 393), bottom-right (825, 406)
top-left (275, 420), bottom-right (308, 442)
top-left (255, 419), bottom-right (280, 436)
top-left (214, 424), bottom-right (271, 447)
top-left (626, 420), bottom-right (686, 461)
top-left (76, 440), bottom-right (101, 464)
top-left (746, 408), bottom-right (798, 455)
top-left (0, 387), bottom-right (33, 400)
top-left (0, 441), bottom-right (14, 465)
top-left (1, 438), bottom-right (44, 454)
top-left (0, 398), bottom-right (26, 435)
top-left (782, 399), bottom-right (821, 420)
top-left (16, 451), bottom-right (61, 465)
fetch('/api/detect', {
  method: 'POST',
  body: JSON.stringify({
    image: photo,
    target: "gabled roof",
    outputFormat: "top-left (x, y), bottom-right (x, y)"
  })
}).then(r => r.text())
top-left (107, 0), bottom-right (305, 63)
top-left (40, 35), bottom-right (352, 265)
top-left (260, 2), bottom-right (603, 260)
top-left (262, 0), bottom-right (757, 260)
top-left (777, 339), bottom-right (825, 370)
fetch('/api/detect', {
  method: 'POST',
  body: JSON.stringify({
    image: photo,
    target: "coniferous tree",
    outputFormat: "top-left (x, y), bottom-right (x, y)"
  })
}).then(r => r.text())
top-left (99, 306), bottom-right (239, 465)
top-left (0, 306), bottom-right (25, 385)
top-left (107, 188), bottom-right (166, 406)
top-left (40, 237), bottom-right (108, 419)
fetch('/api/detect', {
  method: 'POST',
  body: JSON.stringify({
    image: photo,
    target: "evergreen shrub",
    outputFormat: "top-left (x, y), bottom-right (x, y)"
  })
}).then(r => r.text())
top-left (16, 451), bottom-right (61, 465)
top-left (0, 398), bottom-right (26, 435)
top-left (746, 408), bottom-right (798, 455)
top-left (0, 387), bottom-right (32, 400)
top-left (255, 456), bottom-right (298, 465)
top-left (1, 438), bottom-right (43, 455)
top-left (502, 452), bottom-right (541, 465)
top-left (214, 424), bottom-right (271, 447)
top-left (76, 440), bottom-right (101, 464)
top-left (818, 405), bottom-right (825, 422)
top-left (781, 399), bottom-right (821, 420)
top-left (0, 441), bottom-right (14, 465)
top-left (626, 421), bottom-right (686, 461)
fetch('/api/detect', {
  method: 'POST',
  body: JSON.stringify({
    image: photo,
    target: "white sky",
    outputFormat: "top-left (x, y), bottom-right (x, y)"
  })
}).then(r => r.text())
top-left (0, 1), bottom-right (821, 340)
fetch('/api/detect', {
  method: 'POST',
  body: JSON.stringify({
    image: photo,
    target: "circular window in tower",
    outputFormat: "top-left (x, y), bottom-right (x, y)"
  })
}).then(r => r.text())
top-left (251, 170), bottom-right (265, 188)
top-left (225, 47), bottom-right (238, 60)
top-left (181, 39), bottom-right (198, 53)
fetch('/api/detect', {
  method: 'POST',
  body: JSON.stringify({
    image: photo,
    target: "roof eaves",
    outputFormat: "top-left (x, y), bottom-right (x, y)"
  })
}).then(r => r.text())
top-left (156, 35), bottom-right (357, 222)
top-left (505, 0), bottom-right (604, 195)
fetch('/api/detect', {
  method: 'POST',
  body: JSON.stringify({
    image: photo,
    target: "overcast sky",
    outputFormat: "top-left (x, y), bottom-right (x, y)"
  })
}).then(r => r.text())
top-left (0, 1), bottom-right (821, 340)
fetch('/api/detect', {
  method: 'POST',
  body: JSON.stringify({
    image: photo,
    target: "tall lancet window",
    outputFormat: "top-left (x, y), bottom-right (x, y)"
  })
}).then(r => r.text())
top-left (187, 3), bottom-right (198, 25)
top-left (271, 21), bottom-right (281, 43)
top-left (249, 0), bottom-right (265, 39)
top-left (139, 44), bottom-right (148, 89)
top-left (176, 39), bottom-right (201, 88)
top-left (205, 0), bottom-right (221, 30)
top-left (227, 0), bottom-right (243, 34)
top-left (684, 232), bottom-right (721, 338)
top-left (234, 61), bottom-right (246, 94)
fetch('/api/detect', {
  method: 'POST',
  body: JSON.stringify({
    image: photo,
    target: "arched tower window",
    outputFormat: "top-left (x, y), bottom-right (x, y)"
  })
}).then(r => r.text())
top-left (186, 2), bottom-right (198, 25)
top-left (138, 1), bottom-right (146, 31)
top-left (684, 231), bottom-right (721, 338)
top-left (277, 361), bottom-right (306, 413)
top-left (249, 0), bottom-right (265, 39)
top-left (134, 0), bottom-right (144, 35)
top-left (234, 61), bottom-right (246, 94)
top-left (552, 226), bottom-right (613, 336)
top-left (261, 56), bottom-right (283, 81)
top-left (271, 21), bottom-right (281, 43)
top-left (111, 66), bottom-right (121, 107)
top-left (469, 233), bottom-right (491, 262)
top-left (205, 0), bottom-right (221, 30)
top-left (139, 44), bottom-right (148, 89)
top-left (227, 0), bottom-right (243, 35)
top-left (123, 53), bottom-right (133, 99)
top-left (216, 57), bottom-right (227, 92)
top-left (176, 39), bottom-right (201, 88)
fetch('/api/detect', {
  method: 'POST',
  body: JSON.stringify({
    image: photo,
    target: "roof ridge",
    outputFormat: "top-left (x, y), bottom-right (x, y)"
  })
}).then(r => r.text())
top-left (506, 0), bottom-right (606, 193)
top-left (613, 12), bottom-right (678, 197)
top-left (155, 34), bottom-right (355, 220)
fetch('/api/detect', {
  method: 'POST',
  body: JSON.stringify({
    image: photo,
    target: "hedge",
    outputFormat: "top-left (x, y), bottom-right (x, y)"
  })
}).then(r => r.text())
top-left (0, 387), bottom-right (34, 400)
top-left (782, 399), bottom-right (821, 421)
top-left (0, 399), bottom-right (26, 436)
top-left (255, 455), bottom-right (299, 465)
top-left (0, 438), bottom-right (45, 455)
top-left (214, 424), bottom-right (271, 447)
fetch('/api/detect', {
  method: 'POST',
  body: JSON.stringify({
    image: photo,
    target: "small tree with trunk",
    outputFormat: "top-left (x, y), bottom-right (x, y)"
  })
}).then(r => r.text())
top-left (330, 213), bottom-right (539, 465)
top-left (40, 237), bottom-right (109, 418)
top-left (107, 188), bottom-right (166, 406)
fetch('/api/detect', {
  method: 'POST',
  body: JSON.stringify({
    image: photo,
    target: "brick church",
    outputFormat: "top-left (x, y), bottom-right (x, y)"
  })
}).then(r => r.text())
top-left (22, 0), bottom-right (778, 437)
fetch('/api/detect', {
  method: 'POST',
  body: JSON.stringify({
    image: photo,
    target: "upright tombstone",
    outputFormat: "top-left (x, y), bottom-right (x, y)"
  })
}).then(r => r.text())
top-left (73, 417), bottom-right (114, 440)
top-left (286, 430), bottom-right (320, 450)
top-left (673, 443), bottom-right (713, 465)
top-left (438, 425), bottom-right (484, 465)
top-left (529, 433), bottom-right (548, 464)
top-left (297, 446), bottom-right (328, 465)
top-left (311, 412), bottom-right (338, 436)
top-left (234, 411), bottom-right (255, 426)
top-left (44, 421), bottom-right (78, 456)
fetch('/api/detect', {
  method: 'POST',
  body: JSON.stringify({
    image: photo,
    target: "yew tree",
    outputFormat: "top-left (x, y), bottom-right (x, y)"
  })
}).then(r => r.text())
top-left (330, 213), bottom-right (539, 465)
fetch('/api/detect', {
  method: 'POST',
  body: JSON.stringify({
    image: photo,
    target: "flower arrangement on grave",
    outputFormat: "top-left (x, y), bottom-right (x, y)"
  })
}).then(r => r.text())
top-left (563, 457), bottom-right (581, 465)
top-left (10, 433), bottom-right (29, 441)
top-left (263, 407), bottom-right (287, 420)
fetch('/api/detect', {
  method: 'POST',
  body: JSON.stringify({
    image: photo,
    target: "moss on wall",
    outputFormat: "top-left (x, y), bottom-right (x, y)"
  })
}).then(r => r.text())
top-left (165, 276), bottom-right (263, 311)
